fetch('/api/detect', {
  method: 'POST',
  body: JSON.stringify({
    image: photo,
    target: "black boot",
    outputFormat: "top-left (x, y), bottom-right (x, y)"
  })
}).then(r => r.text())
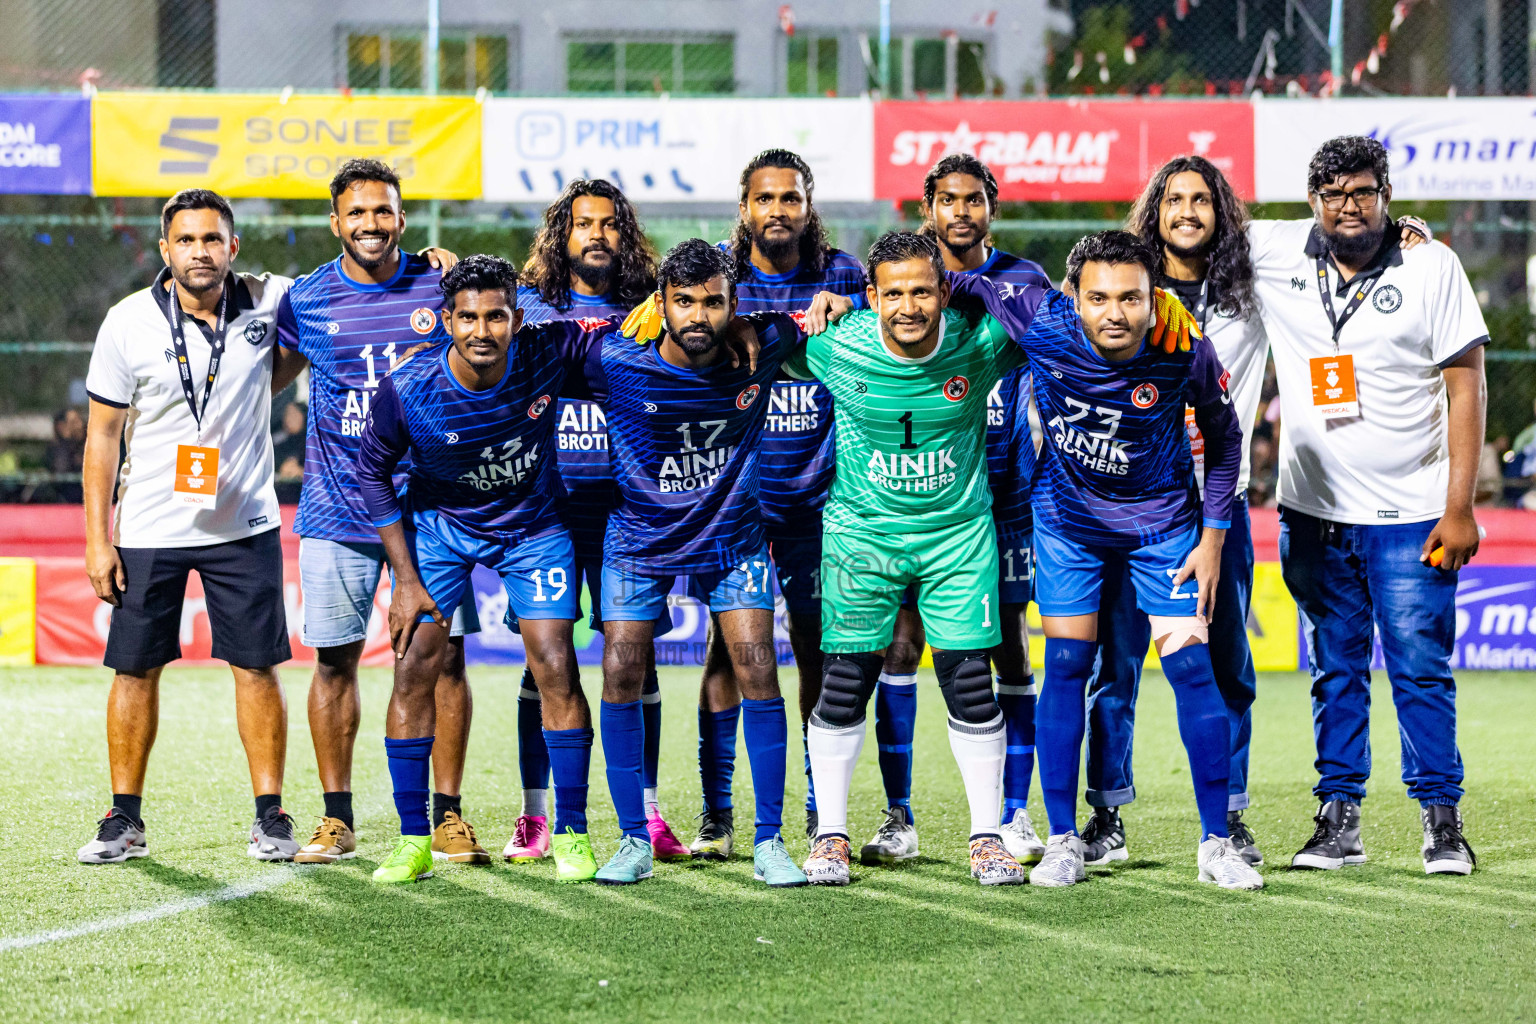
top-left (1422, 805), bottom-right (1475, 875)
top-left (1291, 799), bottom-right (1364, 870)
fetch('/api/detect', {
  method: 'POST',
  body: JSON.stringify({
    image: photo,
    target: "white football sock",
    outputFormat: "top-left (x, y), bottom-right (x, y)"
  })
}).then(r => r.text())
top-left (948, 715), bottom-right (1006, 837)
top-left (521, 788), bottom-right (549, 818)
top-left (807, 717), bottom-right (865, 838)
top-left (643, 787), bottom-right (659, 816)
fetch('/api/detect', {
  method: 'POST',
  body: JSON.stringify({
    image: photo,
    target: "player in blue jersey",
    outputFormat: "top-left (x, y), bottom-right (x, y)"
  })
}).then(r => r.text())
top-left (270, 159), bottom-right (491, 867)
top-left (855, 154), bottom-right (1055, 868)
top-left (355, 256), bottom-right (604, 885)
top-left (689, 149), bottom-right (868, 857)
top-left (501, 180), bottom-right (692, 865)
top-left (947, 231), bottom-right (1264, 891)
top-left (587, 240), bottom-right (808, 887)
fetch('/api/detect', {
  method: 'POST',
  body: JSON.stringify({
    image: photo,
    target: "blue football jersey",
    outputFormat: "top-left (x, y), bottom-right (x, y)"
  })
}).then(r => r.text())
top-left (948, 275), bottom-right (1243, 548)
top-left (727, 245), bottom-right (867, 538)
top-left (276, 252), bottom-right (448, 544)
top-left (591, 313), bottom-right (805, 574)
top-left (515, 284), bottom-right (630, 549)
top-left (966, 250), bottom-right (1051, 534)
top-left (356, 319), bottom-right (608, 541)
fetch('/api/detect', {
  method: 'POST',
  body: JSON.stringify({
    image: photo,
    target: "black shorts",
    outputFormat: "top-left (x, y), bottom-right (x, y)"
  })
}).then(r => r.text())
top-left (104, 529), bottom-right (291, 673)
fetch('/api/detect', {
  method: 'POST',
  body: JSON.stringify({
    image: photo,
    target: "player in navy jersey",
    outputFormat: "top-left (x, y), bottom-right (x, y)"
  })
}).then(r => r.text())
top-left (355, 256), bottom-right (605, 885)
top-left (690, 149), bottom-right (867, 856)
top-left (587, 239), bottom-right (808, 887)
top-left (502, 180), bottom-right (692, 865)
top-left (270, 159), bottom-right (489, 867)
top-left (946, 232), bottom-right (1264, 891)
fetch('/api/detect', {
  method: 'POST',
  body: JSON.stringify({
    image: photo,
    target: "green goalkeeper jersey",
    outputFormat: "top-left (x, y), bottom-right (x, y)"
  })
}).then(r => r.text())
top-left (783, 307), bottom-right (1021, 534)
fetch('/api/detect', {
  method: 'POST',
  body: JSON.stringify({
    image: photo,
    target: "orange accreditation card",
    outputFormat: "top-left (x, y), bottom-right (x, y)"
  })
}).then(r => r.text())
top-left (1309, 354), bottom-right (1359, 419)
top-left (173, 444), bottom-right (220, 508)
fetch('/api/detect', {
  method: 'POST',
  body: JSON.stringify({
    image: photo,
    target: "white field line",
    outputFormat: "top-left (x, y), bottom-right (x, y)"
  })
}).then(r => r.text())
top-left (0, 869), bottom-right (300, 954)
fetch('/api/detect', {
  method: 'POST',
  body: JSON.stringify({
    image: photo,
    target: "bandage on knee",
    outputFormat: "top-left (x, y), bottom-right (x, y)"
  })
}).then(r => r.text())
top-left (1148, 615), bottom-right (1208, 657)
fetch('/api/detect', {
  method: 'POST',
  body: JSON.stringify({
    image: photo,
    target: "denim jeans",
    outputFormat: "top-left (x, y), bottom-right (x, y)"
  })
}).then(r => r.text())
top-left (1084, 494), bottom-right (1258, 811)
top-left (1278, 507), bottom-right (1463, 807)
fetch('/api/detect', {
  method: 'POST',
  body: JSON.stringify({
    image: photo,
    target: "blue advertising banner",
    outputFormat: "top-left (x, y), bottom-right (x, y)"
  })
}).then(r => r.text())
top-left (0, 95), bottom-right (91, 195)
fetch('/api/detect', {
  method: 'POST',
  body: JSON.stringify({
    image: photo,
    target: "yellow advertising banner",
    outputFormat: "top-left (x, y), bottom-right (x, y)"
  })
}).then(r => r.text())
top-left (92, 93), bottom-right (481, 199)
top-left (0, 557), bottom-right (37, 666)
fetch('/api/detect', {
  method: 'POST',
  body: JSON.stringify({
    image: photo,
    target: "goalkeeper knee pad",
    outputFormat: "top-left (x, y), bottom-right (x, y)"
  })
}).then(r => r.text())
top-left (813, 652), bottom-right (882, 728)
top-left (934, 649), bottom-right (998, 725)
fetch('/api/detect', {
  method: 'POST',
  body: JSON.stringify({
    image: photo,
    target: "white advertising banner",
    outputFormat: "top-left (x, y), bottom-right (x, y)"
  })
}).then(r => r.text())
top-left (1256, 97), bottom-right (1536, 201)
top-left (481, 97), bottom-right (874, 203)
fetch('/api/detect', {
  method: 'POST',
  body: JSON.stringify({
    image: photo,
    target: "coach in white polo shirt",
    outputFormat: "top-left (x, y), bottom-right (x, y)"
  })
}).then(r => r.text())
top-left (1249, 136), bottom-right (1486, 876)
top-left (76, 189), bottom-right (300, 866)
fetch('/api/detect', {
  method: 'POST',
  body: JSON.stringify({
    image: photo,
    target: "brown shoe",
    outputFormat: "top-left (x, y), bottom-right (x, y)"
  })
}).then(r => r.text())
top-left (431, 811), bottom-right (490, 864)
top-left (294, 816), bottom-right (357, 864)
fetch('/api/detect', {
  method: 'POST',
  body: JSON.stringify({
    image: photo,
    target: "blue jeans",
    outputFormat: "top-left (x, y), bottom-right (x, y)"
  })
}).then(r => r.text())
top-left (1085, 494), bottom-right (1258, 811)
top-left (1278, 507), bottom-right (1463, 807)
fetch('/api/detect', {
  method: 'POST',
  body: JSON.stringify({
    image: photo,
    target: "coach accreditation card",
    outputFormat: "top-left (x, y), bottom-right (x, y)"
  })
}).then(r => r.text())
top-left (174, 444), bottom-right (220, 507)
top-left (1309, 354), bottom-right (1359, 419)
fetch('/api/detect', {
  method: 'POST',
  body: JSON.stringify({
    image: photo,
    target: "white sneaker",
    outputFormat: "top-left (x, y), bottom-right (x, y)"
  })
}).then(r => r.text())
top-left (999, 807), bottom-right (1045, 865)
top-left (78, 808), bottom-right (148, 864)
top-left (1029, 833), bottom-right (1086, 887)
top-left (858, 805), bottom-right (919, 865)
top-left (1198, 834), bottom-right (1265, 890)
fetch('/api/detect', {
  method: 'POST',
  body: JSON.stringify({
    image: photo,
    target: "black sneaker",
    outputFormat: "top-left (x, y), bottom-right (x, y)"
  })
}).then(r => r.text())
top-left (804, 808), bottom-right (819, 842)
top-left (1081, 807), bottom-right (1127, 866)
top-left (688, 808), bottom-right (735, 861)
top-left (1422, 805), bottom-right (1476, 876)
top-left (1228, 809), bottom-right (1263, 866)
top-left (1291, 799), bottom-right (1365, 869)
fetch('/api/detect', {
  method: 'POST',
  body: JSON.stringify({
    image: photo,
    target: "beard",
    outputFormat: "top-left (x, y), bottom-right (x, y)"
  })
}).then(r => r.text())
top-left (753, 225), bottom-right (800, 264)
top-left (171, 261), bottom-right (225, 295)
top-left (1324, 221), bottom-right (1387, 266)
top-left (341, 232), bottom-right (396, 271)
top-left (571, 248), bottom-right (614, 290)
top-left (937, 224), bottom-right (984, 259)
top-left (667, 322), bottom-right (719, 356)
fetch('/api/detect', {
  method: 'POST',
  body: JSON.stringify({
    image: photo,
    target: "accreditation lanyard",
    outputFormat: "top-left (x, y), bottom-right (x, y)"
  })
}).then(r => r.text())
top-left (163, 278), bottom-right (232, 440)
top-left (1311, 255), bottom-right (1375, 419)
top-left (1189, 276), bottom-right (1211, 335)
top-left (1313, 254), bottom-right (1380, 350)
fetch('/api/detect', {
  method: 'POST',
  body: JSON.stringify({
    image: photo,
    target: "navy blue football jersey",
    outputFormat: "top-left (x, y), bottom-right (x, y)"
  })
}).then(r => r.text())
top-left (276, 253), bottom-right (448, 544)
top-left (949, 275), bottom-right (1242, 548)
top-left (727, 245), bottom-right (867, 539)
top-left (590, 312), bottom-right (806, 574)
top-left (356, 319), bottom-right (609, 541)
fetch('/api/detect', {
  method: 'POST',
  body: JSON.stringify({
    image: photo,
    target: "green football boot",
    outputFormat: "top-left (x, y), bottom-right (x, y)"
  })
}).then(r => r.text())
top-left (551, 828), bottom-right (599, 883)
top-left (372, 834), bottom-right (434, 884)
top-left (595, 835), bottom-right (654, 885)
top-left (753, 836), bottom-right (809, 888)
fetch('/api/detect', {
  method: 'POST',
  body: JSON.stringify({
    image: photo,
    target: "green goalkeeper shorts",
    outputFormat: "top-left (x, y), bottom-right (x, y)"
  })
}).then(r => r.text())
top-left (820, 514), bottom-right (1001, 654)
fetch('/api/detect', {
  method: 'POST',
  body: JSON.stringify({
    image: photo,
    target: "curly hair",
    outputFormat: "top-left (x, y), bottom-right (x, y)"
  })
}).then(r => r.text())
top-left (1307, 135), bottom-right (1391, 194)
top-left (1064, 231), bottom-right (1161, 294)
top-left (658, 238), bottom-right (736, 294)
top-left (521, 179), bottom-right (658, 311)
top-left (1127, 154), bottom-right (1257, 320)
top-left (728, 148), bottom-right (830, 281)
top-left (329, 158), bottom-right (400, 209)
top-left (440, 254), bottom-right (517, 309)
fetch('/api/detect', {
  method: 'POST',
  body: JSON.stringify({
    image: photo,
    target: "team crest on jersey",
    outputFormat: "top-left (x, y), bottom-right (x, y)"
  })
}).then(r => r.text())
top-left (527, 394), bottom-right (552, 419)
top-left (410, 307), bottom-right (437, 334)
top-left (736, 384), bottom-right (761, 410)
top-left (243, 320), bottom-right (268, 345)
top-left (943, 376), bottom-right (969, 401)
top-left (786, 309), bottom-right (810, 331)
top-left (1372, 284), bottom-right (1402, 314)
top-left (1132, 383), bottom-right (1160, 408)
top-left (574, 316), bottom-right (610, 332)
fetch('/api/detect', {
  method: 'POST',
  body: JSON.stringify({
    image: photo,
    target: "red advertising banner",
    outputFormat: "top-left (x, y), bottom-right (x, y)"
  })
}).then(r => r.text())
top-left (874, 100), bottom-right (1256, 202)
top-left (34, 556), bottom-right (394, 668)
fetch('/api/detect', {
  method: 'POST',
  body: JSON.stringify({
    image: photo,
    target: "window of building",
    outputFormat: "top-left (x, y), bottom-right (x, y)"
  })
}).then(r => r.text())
top-left (566, 36), bottom-right (734, 94)
top-left (786, 34), bottom-right (839, 96)
top-left (862, 34), bottom-right (990, 98)
top-left (344, 29), bottom-right (513, 92)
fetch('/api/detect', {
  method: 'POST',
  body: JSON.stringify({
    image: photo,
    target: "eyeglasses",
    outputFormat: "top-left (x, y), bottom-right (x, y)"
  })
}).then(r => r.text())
top-left (1314, 187), bottom-right (1383, 211)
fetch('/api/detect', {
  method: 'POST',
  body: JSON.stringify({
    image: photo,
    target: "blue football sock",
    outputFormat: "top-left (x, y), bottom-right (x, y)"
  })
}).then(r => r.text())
top-left (697, 705), bottom-right (740, 815)
top-left (1037, 639), bottom-right (1096, 837)
top-left (517, 669), bottom-right (550, 790)
top-left (601, 700), bottom-right (648, 840)
top-left (741, 697), bottom-right (788, 845)
top-left (997, 673), bottom-right (1038, 814)
top-left (1160, 645), bottom-right (1232, 840)
top-left (802, 721), bottom-right (817, 813)
top-left (874, 672), bottom-right (917, 822)
top-left (383, 735), bottom-right (434, 837)
top-left (641, 666), bottom-right (662, 791)
top-left (543, 727), bottom-right (593, 835)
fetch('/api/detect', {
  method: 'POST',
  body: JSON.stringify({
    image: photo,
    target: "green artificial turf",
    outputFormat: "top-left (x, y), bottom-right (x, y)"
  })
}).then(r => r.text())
top-left (0, 666), bottom-right (1531, 1023)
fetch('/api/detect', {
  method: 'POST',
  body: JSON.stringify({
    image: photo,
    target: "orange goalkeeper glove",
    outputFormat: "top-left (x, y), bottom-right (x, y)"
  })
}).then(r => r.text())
top-left (620, 292), bottom-right (665, 345)
top-left (1149, 286), bottom-right (1202, 354)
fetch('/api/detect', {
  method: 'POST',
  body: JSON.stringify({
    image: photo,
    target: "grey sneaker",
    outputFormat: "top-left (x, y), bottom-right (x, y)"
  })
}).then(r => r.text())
top-left (999, 807), bottom-right (1046, 865)
top-left (1422, 805), bottom-right (1475, 876)
top-left (596, 835), bottom-right (655, 885)
top-left (1228, 809), bottom-right (1263, 866)
top-left (1291, 800), bottom-right (1365, 870)
top-left (1029, 833), bottom-right (1086, 888)
top-left (78, 808), bottom-right (148, 864)
top-left (1081, 807), bottom-right (1127, 866)
top-left (248, 806), bottom-right (300, 861)
top-left (859, 805), bottom-right (919, 865)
